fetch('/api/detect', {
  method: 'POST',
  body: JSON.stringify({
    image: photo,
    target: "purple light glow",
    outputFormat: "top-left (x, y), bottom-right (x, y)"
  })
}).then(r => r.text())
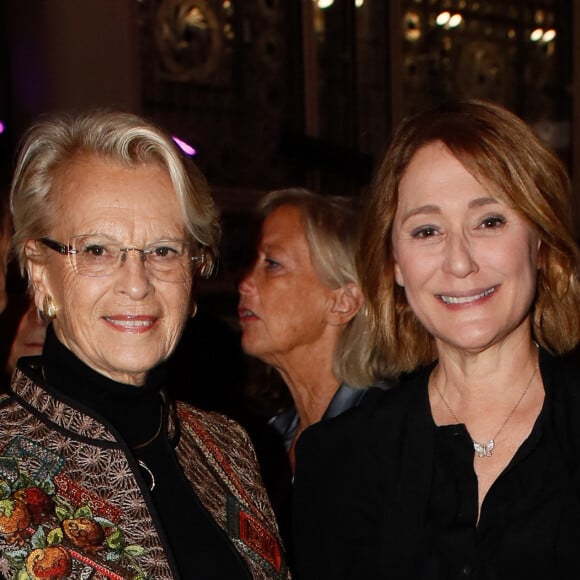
top-left (172, 136), bottom-right (196, 156)
top-left (0, 121), bottom-right (4, 134)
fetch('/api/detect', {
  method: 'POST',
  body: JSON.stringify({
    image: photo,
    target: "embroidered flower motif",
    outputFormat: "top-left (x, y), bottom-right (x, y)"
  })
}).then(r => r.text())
top-left (75, 446), bottom-right (108, 472)
top-left (0, 497), bottom-right (32, 545)
top-left (25, 545), bottom-right (72, 579)
top-left (105, 458), bottom-right (135, 490)
top-left (0, 463), bottom-right (149, 579)
top-left (50, 402), bottom-right (74, 428)
top-left (14, 486), bottom-right (54, 524)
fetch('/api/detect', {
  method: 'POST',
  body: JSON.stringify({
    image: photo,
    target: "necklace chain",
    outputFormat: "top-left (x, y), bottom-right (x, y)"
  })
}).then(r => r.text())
top-left (432, 361), bottom-right (539, 458)
top-left (132, 403), bottom-right (164, 450)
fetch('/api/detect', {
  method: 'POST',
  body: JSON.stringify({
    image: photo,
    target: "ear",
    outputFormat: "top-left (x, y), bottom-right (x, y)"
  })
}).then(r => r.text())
top-left (394, 261), bottom-right (405, 287)
top-left (328, 282), bottom-right (364, 326)
top-left (392, 243), bottom-right (405, 287)
top-left (25, 240), bottom-right (51, 312)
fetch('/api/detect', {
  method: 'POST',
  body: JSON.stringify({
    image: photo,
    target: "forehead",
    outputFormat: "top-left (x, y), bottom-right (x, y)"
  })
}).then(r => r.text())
top-left (262, 205), bottom-right (307, 243)
top-left (262, 204), bottom-right (318, 262)
top-left (398, 142), bottom-right (499, 209)
top-left (401, 141), bottom-right (513, 204)
top-left (49, 154), bottom-right (186, 237)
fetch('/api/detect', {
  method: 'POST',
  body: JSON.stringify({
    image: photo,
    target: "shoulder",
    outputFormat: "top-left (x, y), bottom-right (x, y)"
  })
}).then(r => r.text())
top-left (541, 349), bottom-right (580, 400)
top-left (541, 350), bottom-right (580, 427)
top-left (297, 367), bottom-right (430, 464)
top-left (174, 402), bottom-right (266, 500)
top-left (173, 409), bottom-right (290, 579)
top-left (175, 402), bottom-right (266, 479)
top-left (176, 401), bottom-right (252, 448)
top-left (533, 350), bottom-right (580, 467)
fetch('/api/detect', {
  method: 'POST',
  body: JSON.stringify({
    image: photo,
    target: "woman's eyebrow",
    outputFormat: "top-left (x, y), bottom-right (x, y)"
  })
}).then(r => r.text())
top-left (400, 204), bottom-right (440, 224)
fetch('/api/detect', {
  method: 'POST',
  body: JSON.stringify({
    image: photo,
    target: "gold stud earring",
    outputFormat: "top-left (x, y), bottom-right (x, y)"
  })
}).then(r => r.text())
top-left (43, 296), bottom-right (58, 319)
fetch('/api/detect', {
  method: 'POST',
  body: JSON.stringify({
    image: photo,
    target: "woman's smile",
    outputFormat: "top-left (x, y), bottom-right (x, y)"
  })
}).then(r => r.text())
top-left (102, 315), bottom-right (159, 333)
top-left (438, 285), bottom-right (497, 305)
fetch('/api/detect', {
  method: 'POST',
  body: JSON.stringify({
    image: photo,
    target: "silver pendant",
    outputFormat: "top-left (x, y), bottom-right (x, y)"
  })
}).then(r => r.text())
top-left (473, 439), bottom-right (494, 458)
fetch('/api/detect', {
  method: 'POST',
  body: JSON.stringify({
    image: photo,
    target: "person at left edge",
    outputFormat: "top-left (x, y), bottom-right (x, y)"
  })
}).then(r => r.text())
top-left (1, 110), bottom-right (290, 579)
top-left (0, 193), bottom-right (11, 315)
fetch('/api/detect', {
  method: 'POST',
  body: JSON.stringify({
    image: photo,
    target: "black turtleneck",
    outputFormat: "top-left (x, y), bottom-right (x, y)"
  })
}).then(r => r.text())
top-left (41, 325), bottom-right (251, 580)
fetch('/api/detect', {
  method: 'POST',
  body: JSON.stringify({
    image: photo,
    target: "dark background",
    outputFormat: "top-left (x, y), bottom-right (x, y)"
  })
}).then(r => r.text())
top-left (0, 0), bottom-right (576, 325)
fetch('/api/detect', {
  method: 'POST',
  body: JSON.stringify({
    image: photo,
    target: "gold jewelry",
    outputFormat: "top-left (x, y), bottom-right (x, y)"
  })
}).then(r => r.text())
top-left (132, 404), bottom-right (164, 450)
top-left (432, 361), bottom-right (539, 458)
top-left (43, 296), bottom-right (58, 319)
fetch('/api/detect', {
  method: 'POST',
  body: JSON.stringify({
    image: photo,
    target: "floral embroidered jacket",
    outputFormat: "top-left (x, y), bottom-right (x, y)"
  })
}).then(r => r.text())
top-left (0, 359), bottom-right (290, 579)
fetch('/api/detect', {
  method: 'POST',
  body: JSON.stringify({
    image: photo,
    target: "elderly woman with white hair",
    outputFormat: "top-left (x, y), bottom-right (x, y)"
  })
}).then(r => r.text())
top-left (0, 110), bottom-right (289, 580)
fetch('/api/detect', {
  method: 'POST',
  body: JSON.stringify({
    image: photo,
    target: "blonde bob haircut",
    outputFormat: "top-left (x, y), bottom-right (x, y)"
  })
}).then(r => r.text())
top-left (359, 99), bottom-right (580, 377)
top-left (10, 109), bottom-right (220, 277)
top-left (258, 188), bottom-right (384, 387)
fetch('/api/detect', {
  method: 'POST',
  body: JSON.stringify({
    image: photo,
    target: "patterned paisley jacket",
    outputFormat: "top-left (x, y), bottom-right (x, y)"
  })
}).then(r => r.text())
top-left (0, 359), bottom-right (290, 580)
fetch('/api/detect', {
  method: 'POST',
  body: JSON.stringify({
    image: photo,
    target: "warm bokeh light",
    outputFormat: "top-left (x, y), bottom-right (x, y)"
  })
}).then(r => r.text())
top-left (436, 11), bottom-right (451, 26)
top-left (436, 12), bottom-right (463, 28)
top-left (530, 28), bottom-right (544, 42)
top-left (448, 14), bottom-right (463, 28)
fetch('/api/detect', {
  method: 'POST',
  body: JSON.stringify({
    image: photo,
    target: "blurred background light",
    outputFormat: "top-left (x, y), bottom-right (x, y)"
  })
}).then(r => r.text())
top-left (172, 136), bottom-right (196, 156)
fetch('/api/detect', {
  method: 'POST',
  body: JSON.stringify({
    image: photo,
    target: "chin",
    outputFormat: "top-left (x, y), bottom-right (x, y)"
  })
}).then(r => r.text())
top-left (241, 337), bottom-right (260, 356)
top-left (103, 354), bottom-right (166, 380)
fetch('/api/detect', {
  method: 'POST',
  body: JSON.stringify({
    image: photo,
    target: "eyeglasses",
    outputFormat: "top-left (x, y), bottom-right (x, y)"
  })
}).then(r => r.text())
top-left (39, 235), bottom-right (204, 283)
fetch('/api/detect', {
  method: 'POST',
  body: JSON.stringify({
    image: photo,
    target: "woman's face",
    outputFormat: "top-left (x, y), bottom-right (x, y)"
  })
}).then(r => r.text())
top-left (392, 141), bottom-right (539, 354)
top-left (238, 205), bottom-right (339, 367)
top-left (28, 155), bottom-right (193, 385)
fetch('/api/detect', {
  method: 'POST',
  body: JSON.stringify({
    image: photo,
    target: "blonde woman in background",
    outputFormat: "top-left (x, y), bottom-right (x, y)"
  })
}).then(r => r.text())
top-left (239, 188), bottom-right (385, 471)
top-left (238, 188), bottom-right (387, 552)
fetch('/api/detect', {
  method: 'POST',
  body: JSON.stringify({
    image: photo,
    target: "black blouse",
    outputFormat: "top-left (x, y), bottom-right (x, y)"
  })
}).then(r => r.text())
top-left (293, 349), bottom-right (580, 580)
top-left (41, 325), bottom-right (250, 579)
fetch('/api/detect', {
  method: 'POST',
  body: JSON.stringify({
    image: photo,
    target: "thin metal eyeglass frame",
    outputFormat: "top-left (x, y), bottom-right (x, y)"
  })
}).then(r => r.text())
top-left (38, 237), bottom-right (203, 282)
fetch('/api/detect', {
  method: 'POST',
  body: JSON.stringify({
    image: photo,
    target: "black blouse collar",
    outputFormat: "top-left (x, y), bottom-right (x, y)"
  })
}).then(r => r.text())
top-left (41, 324), bottom-right (167, 447)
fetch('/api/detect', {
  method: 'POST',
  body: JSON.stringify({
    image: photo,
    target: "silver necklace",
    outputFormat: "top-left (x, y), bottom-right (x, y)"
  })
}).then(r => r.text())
top-left (432, 362), bottom-right (539, 458)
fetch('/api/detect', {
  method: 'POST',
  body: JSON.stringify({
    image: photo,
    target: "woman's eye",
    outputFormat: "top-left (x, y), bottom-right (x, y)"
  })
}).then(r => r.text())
top-left (479, 215), bottom-right (506, 229)
top-left (85, 245), bottom-right (108, 257)
top-left (152, 246), bottom-right (178, 258)
top-left (411, 226), bottom-right (438, 239)
top-left (264, 257), bottom-right (280, 269)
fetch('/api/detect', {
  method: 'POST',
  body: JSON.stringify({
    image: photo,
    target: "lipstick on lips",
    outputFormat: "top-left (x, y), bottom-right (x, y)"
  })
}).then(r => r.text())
top-left (103, 315), bottom-right (158, 333)
top-left (238, 307), bottom-right (258, 323)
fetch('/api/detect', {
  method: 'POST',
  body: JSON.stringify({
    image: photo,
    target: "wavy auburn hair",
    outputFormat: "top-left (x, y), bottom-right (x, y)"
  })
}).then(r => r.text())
top-left (359, 99), bottom-right (580, 376)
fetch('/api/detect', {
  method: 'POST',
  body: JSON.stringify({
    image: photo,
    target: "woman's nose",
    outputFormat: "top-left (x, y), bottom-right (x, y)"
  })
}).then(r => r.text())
top-left (442, 234), bottom-right (479, 278)
top-left (238, 268), bottom-right (257, 295)
top-left (114, 251), bottom-right (152, 298)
